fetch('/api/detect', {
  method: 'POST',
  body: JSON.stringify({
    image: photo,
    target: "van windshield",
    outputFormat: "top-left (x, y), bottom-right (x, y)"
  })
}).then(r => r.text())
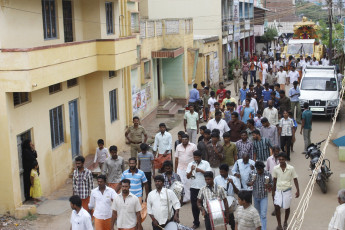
top-left (301, 77), bottom-right (337, 91)
top-left (287, 43), bottom-right (314, 55)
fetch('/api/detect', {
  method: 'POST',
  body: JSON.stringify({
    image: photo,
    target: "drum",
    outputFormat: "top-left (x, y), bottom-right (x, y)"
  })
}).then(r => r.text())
top-left (221, 196), bottom-right (238, 213)
top-left (141, 202), bottom-right (147, 223)
top-left (207, 199), bottom-right (227, 230)
top-left (170, 181), bottom-right (184, 200)
top-left (164, 222), bottom-right (194, 230)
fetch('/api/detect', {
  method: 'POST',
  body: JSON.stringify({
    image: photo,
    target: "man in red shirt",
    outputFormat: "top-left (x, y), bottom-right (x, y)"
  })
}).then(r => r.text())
top-left (216, 82), bottom-right (227, 103)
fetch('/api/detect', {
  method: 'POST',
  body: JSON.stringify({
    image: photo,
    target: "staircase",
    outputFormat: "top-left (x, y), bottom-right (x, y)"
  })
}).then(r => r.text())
top-left (156, 99), bottom-right (183, 118)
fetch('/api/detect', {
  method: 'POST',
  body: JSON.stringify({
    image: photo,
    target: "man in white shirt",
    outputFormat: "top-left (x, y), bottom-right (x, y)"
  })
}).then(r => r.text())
top-left (311, 57), bottom-right (319, 66)
top-left (276, 66), bottom-right (288, 91)
top-left (287, 66), bottom-right (300, 86)
top-left (214, 164), bottom-right (241, 230)
top-left (147, 175), bottom-right (181, 230)
top-left (184, 104), bottom-right (199, 144)
top-left (153, 123), bottom-right (172, 170)
top-left (206, 111), bottom-right (230, 137)
top-left (70, 195), bottom-right (93, 230)
top-left (175, 134), bottom-right (197, 203)
top-left (186, 150), bottom-right (212, 229)
top-left (329, 189), bottom-right (345, 230)
top-left (276, 44), bottom-right (281, 59)
top-left (322, 56), bottom-right (330, 66)
top-left (88, 175), bottom-right (117, 230)
top-left (263, 100), bottom-right (279, 126)
top-left (111, 179), bottom-right (142, 230)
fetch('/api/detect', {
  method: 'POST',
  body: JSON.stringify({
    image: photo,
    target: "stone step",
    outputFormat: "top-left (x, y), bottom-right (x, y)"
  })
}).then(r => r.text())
top-left (156, 113), bottom-right (175, 118)
top-left (158, 99), bottom-right (171, 109)
top-left (157, 101), bottom-right (178, 114)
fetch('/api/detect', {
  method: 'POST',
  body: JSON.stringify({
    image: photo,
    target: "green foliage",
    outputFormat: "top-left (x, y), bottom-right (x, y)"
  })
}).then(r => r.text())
top-left (261, 27), bottom-right (278, 43)
top-left (317, 20), bottom-right (344, 52)
top-left (22, 212), bottom-right (37, 221)
top-left (228, 59), bottom-right (241, 80)
top-left (295, 0), bottom-right (328, 22)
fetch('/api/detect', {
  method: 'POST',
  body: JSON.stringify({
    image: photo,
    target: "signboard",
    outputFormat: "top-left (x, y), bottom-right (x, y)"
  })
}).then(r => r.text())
top-left (233, 0), bottom-right (240, 22)
top-left (222, 37), bottom-right (228, 45)
top-left (228, 23), bottom-right (233, 34)
top-left (234, 22), bottom-right (240, 42)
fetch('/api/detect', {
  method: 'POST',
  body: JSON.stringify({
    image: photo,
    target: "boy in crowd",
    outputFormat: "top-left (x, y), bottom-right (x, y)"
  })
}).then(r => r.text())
top-left (138, 143), bottom-right (155, 193)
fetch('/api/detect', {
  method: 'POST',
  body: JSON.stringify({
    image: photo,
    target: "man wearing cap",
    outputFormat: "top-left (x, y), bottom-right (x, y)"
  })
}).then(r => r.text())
top-left (288, 81), bottom-right (301, 123)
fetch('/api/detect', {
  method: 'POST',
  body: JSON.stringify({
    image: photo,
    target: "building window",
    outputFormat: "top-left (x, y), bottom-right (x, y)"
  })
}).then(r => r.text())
top-left (144, 61), bottom-right (151, 79)
top-left (49, 83), bottom-right (62, 94)
top-left (13, 92), bottom-right (30, 106)
top-left (42, 0), bottom-right (57, 39)
top-left (67, 78), bottom-right (78, 88)
top-left (49, 105), bottom-right (64, 148)
top-left (109, 71), bottom-right (116, 78)
top-left (131, 12), bottom-right (140, 33)
top-left (105, 2), bottom-right (114, 34)
top-left (109, 89), bottom-right (118, 122)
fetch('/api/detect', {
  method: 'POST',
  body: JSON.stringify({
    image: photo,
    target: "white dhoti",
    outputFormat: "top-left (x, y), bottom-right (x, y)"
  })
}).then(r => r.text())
top-left (274, 189), bottom-right (292, 209)
top-left (177, 168), bottom-right (190, 202)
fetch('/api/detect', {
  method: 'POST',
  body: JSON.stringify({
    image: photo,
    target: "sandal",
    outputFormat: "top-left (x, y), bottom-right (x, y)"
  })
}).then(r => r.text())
top-left (276, 226), bottom-right (283, 230)
top-left (283, 223), bottom-right (288, 230)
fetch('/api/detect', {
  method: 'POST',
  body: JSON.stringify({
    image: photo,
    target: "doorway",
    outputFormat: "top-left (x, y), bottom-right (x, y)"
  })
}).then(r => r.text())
top-left (69, 99), bottom-right (80, 158)
top-left (63, 0), bottom-right (73, 42)
top-left (157, 59), bottom-right (161, 100)
top-left (17, 129), bottom-right (32, 203)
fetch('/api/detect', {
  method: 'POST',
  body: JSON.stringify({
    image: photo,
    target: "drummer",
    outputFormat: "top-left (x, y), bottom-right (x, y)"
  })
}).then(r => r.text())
top-left (197, 171), bottom-right (229, 230)
top-left (214, 164), bottom-right (241, 230)
top-left (162, 160), bottom-right (184, 204)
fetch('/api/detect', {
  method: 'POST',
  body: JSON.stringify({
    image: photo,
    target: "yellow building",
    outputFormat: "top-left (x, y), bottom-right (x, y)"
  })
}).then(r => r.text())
top-left (0, 0), bottom-right (195, 215)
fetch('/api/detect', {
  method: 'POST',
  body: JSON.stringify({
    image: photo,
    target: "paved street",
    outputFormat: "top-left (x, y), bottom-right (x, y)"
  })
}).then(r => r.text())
top-left (30, 82), bottom-right (345, 230)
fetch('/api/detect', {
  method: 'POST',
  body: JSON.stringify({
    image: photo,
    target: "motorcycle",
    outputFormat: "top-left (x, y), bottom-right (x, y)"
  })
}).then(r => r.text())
top-left (303, 139), bottom-right (333, 194)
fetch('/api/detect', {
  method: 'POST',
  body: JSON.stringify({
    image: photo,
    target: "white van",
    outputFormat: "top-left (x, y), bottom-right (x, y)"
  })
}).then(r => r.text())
top-left (299, 66), bottom-right (340, 116)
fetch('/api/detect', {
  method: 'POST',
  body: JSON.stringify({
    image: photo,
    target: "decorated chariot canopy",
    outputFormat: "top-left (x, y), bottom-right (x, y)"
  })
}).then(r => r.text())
top-left (293, 17), bottom-right (320, 40)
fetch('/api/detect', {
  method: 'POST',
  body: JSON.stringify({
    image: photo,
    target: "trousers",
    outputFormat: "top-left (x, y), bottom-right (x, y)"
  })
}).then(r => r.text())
top-left (187, 129), bottom-right (198, 144)
top-left (291, 101), bottom-right (301, 123)
top-left (303, 129), bottom-right (311, 151)
top-left (281, 136), bottom-right (292, 159)
top-left (191, 188), bottom-right (201, 226)
top-left (250, 71), bottom-right (257, 85)
top-left (130, 143), bottom-right (141, 158)
top-left (234, 78), bottom-right (240, 94)
top-left (243, 71), bottom-right (248, 82)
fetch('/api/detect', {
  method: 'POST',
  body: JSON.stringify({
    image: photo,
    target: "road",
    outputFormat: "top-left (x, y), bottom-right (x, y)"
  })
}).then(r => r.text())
top-left (32, 82), bottom-right (345, 230)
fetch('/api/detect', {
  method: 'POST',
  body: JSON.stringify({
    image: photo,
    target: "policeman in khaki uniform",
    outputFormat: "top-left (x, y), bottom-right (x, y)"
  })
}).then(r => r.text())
top-left (125, 116), bottom-right (148, 157)
top-left (232, 64), bottom-right (242, 96)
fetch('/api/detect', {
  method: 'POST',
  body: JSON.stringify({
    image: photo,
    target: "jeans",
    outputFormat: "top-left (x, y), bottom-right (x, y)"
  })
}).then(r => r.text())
top-left (250, 70), bottom-right (257, 85)
top-left (187, 129), bottom-right (197, 144)
top-left (281, 136), bottom-right (292, 159)
top-left (191, 188), bottom-right (201, 226)
top-left (291, 101), bottom-right (301, 123)
top-left (243, 71), bottom-right (249, 82)
top-left (303, 129), bottom-right (311, 151)
top-left (254, 197), bottom-right (268, 230)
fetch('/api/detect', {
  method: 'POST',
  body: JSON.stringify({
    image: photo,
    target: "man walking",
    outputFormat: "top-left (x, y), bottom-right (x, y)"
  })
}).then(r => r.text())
top-left (236, 130), bottom-right (254, 159)
top-left (153, 123), bottom-right (172, 170)
top-left (89, 175), bottom-right (117, 230)
top-left (233, 64), bottom-right (242, 96)
top-left (206, 111), bottom-right (230, 137)
top-left (289, 81), bottom-right (301, 123)
top-left (197, 171), bottom-right (229, 230)
top-left (263, 100), bottom-right (279, 126)
top-left (228, 112), bottom-right (246, 142)
top-left (252, 130), bottom-right (272, 162)
top-left (175, 134), bottom-right (197, 203)
top-left (102, 145), bottom-right (125, 193)
top-left (261, 118), bottom-right (279, 147)
top-left (148, 175), bottom-right (180, 230)
top-left (217, 82), bottom-right (227, 104)
top-left (206, 133), bottom-right (224, 177)
top-left (189, 83), bottom-right (200, 105)
top-left (111, 179), bottom-right (142, 230)
top-left (197, 129), bottom-right (211, 160)
top-left (300, 102), bottom-right (312, 153)
top-left (279, 91), bottom-right (291, 115)
top-left (125, 116), bottom-right (148, 157)
top-left (73, 156), bottom-right (93, 212)
top-left (279, 111), bottom-right (295, 161)
top-left (70, 195), bottom-right (93, 230)
top-left (184, 104), bottom-right (199, 144)
top-left (287, 66), bottom-right (300, 88)
top-left (328, 189), bottom-right (345, 230)
top-left (232, 153), bottom-right (255, 190)
top-left (247, 161), bottom-right (272, 230)
top-left (186, 150), bottom-right (211, 229)
top-left (272, 152), bottom-right (299, 230)
top-left (121, 157), bottom-right (149, 203)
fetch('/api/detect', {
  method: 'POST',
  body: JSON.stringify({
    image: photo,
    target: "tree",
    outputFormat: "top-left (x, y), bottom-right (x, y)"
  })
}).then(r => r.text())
top-left (261, 26), bottom-right (278, 49)
top-left (295, 0), bottom-right (328, 22)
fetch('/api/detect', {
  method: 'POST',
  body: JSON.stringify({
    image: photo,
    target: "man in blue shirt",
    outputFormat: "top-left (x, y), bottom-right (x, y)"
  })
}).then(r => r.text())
top-left (288, 81), bottom-right (301, 123)
top-left (300, 102), bottom-right (312, 153)
top-left (262, 83), bottom-right (272, 108)
top-left (121, 157), bottom-right (148, 202)
top-left (189, 83), bottom-right (200, 103)
top-left (239, 81), bottom-right (249, 104)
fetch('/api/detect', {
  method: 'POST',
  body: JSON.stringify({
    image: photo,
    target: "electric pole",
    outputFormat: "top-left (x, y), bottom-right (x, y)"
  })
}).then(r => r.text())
top-left (328, 0), bottom-right (332, 61)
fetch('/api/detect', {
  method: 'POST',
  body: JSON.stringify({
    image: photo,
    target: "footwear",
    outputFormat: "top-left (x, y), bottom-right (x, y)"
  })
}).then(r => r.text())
top-left (192, 225), bottom-right (199, 229)
top-left (276, 226), bottom-right (283, 230)
top-left (283, 222), bottom-right (288, 230)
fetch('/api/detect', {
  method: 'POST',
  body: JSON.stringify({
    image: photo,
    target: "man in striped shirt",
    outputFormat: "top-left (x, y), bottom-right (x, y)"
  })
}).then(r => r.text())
top-left (236, 130), bottom-right (254, 159)
top-left (252, 130), bottom-right (272, 162)
top-left (121, 157), bottom-right (148, 202)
